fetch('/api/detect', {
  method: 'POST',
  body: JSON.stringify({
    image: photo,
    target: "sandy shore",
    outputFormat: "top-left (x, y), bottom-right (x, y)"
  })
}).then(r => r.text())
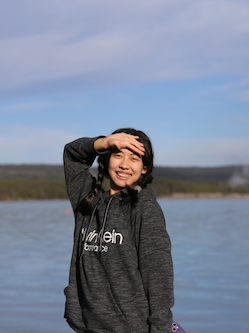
top-left (160, 192), bottom-right (249, 199)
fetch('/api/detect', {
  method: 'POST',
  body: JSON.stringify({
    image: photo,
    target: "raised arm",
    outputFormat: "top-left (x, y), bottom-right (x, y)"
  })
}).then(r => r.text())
top-left (63, 137), bottom-right (101, 211)
top-left (64, 133), bottom-right (145, 211)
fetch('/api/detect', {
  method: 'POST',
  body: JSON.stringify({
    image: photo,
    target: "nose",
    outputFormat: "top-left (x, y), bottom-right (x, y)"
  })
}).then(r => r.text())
top-left (119, 156), bottom-right (129, 169)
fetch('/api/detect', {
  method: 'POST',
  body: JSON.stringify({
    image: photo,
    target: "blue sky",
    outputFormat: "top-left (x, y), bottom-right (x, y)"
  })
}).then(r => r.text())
top-left (1, 0), bottom-right (249, 166)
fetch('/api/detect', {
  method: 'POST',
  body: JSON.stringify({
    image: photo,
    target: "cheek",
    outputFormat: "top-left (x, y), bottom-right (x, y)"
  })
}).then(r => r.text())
top-left (135, 163), bottom-right (146, 176)
top-left (108, 156), bottom-right (117, 172)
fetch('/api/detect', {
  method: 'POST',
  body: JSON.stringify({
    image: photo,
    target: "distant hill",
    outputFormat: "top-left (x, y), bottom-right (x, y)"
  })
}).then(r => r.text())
top-left (0, 164), bottom-right (248, 182)
top-left (153, 165), bottom-right (244, 181)
top-left (1, 164), bottom-right (249, 200)
top-left (0, 164), bottom-right (64, 179)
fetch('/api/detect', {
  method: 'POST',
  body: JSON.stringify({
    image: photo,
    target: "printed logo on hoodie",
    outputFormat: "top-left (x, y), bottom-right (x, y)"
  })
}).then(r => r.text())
top-left (82, 228), bottom-right (124, 253)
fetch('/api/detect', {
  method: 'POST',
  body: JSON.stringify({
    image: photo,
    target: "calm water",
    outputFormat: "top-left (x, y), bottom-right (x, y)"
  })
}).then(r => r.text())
top-left (0, 198), bottom-right (248, 333)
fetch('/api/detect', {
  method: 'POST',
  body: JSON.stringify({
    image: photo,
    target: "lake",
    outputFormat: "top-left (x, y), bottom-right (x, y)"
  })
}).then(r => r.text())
top-left (0, 198), bottom-right (248, 333)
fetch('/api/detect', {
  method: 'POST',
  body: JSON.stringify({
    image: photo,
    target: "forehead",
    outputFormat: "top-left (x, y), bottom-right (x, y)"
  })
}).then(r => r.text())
top-left (113, 148), bottom-right (141, 157)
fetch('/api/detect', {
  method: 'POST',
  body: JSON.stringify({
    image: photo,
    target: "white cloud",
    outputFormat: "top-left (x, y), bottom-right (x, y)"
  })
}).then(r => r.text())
top-left (237, 89), bottom-right (249, 101)
top-left (0, 101), bottom-right (54, 112)
top-left (0, 126), bottom-right (78, 164)
top-left (1, 125), bottom-right (249, 166)
top-left (154, 137), bottom-right (249, 166)
top-left (210, 77), bottom-right (249, 100)
top-left (1, 0), bottom-right (249, 95)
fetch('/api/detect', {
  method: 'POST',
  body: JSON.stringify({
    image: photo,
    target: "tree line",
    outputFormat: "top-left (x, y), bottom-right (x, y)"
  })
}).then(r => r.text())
top-left (0, 177), bottom-right (248, 201)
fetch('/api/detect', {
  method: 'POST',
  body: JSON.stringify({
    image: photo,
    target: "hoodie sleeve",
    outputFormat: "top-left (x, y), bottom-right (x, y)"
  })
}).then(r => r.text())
top-left (63, 136), bottom-right (103, 211)
top-left (137, 191), bottom-right (174, 333)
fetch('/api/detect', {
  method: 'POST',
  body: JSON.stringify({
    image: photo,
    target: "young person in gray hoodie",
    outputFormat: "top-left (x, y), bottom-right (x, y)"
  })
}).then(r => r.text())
top-left (63, 128), bottom-right (174, 333)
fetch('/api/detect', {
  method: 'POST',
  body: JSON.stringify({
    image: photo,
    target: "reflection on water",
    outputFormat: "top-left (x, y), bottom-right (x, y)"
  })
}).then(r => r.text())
top-left (0, 199), bottom-right (249, 333)
top-left (159, 198), bottom-right (249, 332)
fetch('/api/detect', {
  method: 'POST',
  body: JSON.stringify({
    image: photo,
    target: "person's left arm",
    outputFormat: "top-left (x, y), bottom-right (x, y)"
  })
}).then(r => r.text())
top-left (137, 195), bottom-right (174, 333)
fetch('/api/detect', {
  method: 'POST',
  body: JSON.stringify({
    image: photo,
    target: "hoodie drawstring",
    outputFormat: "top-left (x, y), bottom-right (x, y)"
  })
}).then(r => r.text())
top-left (81, 196), bottom-right (114, 257)
top-left (99, 196), bottom-right (114, 256)
top-left (81, 198), bottom-right (100, 257)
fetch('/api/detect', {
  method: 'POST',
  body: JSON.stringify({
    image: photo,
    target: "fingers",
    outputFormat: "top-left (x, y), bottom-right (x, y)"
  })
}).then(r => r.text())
top-left (119, 136), bottom-right (145, 156)
top-left (107, 133), bottom-right (145, 155)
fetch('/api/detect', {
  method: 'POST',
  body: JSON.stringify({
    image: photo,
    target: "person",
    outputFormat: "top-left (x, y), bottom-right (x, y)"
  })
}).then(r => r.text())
top-left (63, 128), bottom-right (174, 333)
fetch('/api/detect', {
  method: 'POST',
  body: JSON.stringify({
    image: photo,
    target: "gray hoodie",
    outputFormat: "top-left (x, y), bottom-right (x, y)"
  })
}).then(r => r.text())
top-left (63, 137), bottom-right (174, 333)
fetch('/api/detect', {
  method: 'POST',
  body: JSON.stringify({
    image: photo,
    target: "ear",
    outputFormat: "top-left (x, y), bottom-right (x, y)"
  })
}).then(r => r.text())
top-left (141, 166), bottom-right (147, 175)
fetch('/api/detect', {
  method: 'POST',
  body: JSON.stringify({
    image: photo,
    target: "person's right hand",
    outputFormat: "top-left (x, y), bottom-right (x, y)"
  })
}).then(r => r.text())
top-left (94, 133), bottom-right (145, 156)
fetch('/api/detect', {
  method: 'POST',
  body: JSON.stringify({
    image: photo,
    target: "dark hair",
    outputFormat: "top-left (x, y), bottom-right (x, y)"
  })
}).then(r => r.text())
top-left (80, 128), bottom-right (154, 214)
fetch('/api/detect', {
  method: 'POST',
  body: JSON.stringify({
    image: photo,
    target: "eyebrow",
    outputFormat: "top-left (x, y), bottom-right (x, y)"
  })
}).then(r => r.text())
top-left (112, 149), bottom-right (141, 158)
top-left (130, 151), bottom-right (141, 157)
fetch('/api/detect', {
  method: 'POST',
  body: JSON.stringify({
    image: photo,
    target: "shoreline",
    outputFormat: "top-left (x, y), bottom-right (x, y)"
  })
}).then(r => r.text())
top-left (1, 192), bottom-right (249, 202)
top-left (160, 192), bottom-right (249, 199)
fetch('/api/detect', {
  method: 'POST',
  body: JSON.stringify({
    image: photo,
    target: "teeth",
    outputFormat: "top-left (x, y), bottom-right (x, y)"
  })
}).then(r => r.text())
top-left (117, 172), bottom-right (130, 178)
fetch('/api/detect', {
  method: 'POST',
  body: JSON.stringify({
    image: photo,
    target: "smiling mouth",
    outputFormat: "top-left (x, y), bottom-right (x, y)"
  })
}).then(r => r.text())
top-left (116, 172), bottom-right (131, 180)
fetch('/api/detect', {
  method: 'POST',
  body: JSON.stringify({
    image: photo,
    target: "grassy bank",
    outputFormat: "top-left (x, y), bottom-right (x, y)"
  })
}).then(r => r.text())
top-left (1, 178), bottom-right (249, 201)
top-left (0, 179), bottom-right (67, 200)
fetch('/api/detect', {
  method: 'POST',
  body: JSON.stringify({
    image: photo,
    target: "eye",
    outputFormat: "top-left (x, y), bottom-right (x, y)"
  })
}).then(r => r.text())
top-left (131, 156), bottom-right (139, 162)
